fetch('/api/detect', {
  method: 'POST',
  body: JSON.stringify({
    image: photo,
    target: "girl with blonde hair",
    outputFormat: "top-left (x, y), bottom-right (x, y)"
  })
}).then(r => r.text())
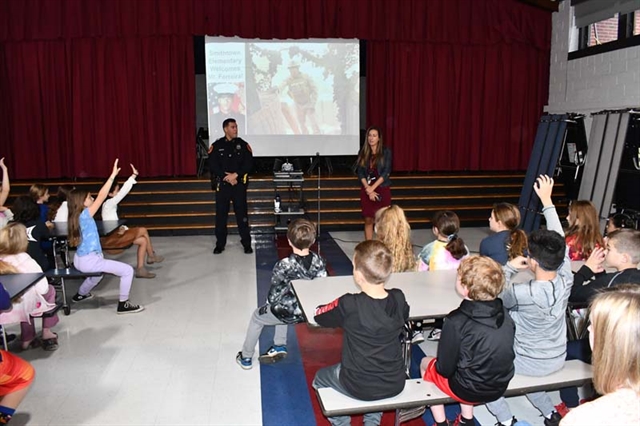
top-left (561, 285), bottom-right (640, 425)
top-left (565, 200), bottom-right (604, 260)
top-left (0, 222), bottom-right (59, 351)
top-left (374, 205), bottom-right (416, 273)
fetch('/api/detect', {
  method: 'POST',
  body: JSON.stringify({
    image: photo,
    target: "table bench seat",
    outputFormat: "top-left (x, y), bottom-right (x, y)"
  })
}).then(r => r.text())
top-left (316, 360), bottom-right (592, 419)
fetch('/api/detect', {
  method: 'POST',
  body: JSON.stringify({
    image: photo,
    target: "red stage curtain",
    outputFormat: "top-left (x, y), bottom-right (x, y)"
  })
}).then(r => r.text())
top-left (367, 40), bottom-right (550, 171)
top-left (0, 0), bottom-right (551, 177)
top-left (0, 36), bottom-right (194, 178)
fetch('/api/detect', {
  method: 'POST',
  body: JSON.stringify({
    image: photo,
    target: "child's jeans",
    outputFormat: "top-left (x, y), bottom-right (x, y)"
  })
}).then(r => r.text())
top-left (74, 252), bottom-right (134, 301)
top-left (241, 304), bottom-right (287, 358)
top-left (312, 364), bottom-right (382, 426)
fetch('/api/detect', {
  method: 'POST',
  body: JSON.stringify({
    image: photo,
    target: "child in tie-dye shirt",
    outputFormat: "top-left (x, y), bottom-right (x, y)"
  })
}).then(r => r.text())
top-left (418, 211), bottom-right (469, 271)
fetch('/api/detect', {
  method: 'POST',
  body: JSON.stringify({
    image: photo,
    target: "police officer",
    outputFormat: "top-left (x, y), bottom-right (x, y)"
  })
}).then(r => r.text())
top-left (208, 118), bottom-right (253, 254)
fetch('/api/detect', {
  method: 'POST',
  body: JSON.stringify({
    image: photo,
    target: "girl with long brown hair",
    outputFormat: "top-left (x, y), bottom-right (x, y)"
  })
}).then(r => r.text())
top-left (565, 200), bottom-right (604, 260)
top-left (356, 127), bottom-right (392, 240)
top-left (480, 203), bottom-right (528, 265)
top-left (67, 159), bottom-right (143, 314)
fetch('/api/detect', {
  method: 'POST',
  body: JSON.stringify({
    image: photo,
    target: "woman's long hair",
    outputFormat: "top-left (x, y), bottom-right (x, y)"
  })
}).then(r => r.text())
top-left (67, 189), bottom-right (89, 247)
top-left (566, 200), bottom-right (604, 257)
top-left (357, 126), bottom-right (385, 169)
top-left (375, 205), bottom-right (417, 272)
top-left (493, 203), bottom-right (528, 259)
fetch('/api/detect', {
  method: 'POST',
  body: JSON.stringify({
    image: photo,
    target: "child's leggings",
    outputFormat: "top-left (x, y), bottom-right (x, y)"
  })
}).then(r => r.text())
top-left (74, 252), bottom-right (134, 302)
top-left (20, 285), bottom-right (59, 342)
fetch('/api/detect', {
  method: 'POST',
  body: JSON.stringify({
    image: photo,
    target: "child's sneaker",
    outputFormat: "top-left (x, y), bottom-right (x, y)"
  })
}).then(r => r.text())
top-left (258, 345), bottom-right (288, 364)
top-left (117, 300), bottom-right (144, 314)
top-left (452, 414), bottom-right (474, 425)
top-left (236, 351), bottom-right (253, 370)
top-left (411, 330), bottom-right (425, 345)
top-left (426, 328), bottom-right (442, 341)
top-left (72, 292), bottom-right (94, 302)
top-left (543, 412), bottom-right (562, 426)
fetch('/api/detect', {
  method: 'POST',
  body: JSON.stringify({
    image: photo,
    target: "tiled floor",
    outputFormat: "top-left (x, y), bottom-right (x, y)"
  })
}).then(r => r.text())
top-left (7, 228), bottom-right (574, 425)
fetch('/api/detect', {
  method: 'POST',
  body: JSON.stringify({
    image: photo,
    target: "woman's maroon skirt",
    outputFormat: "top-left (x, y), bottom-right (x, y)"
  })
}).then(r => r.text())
top-left (360, 186), bottom-right (392, 218)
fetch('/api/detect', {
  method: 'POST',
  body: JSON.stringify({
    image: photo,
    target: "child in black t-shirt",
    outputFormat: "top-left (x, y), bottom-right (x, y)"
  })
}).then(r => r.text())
top-left (312, 240), bottom-right (409, 425)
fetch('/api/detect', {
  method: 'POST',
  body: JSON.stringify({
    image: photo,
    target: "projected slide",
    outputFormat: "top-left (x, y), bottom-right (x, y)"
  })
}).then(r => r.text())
top-left (205, 37), bottom-right (360, 157)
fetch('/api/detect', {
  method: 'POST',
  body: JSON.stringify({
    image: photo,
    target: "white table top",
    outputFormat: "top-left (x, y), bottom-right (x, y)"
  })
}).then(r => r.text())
top-left (293, 267), bottom-right (543, 325)
top-left (293, 270), bottom-right (463, 324)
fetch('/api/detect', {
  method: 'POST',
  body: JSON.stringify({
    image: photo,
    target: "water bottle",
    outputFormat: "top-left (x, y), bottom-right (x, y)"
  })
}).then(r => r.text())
top-left (274, 193), bottom-right (281, 213)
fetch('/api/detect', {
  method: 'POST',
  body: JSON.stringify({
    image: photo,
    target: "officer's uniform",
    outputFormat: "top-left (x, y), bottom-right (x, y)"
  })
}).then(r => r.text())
top-left (207, 136), bottom-right (253, 250)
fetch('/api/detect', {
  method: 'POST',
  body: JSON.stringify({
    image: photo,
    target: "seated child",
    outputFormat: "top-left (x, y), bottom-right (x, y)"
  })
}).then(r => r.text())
top-left (406, 256), bottom-right (516, 426)
top-left (564, 200), bottom-right (604, 261)
top-left (11, 196), bottom-right (51, 271)
top-left (374, 205), bottom-right (417, 273)
top-left (418, 210), bottom-right (468, 271)
top-left (479, 203), bottom-right (527, 265)
top-left (100, 163), bottom-right (163, 279)
top-left (0, 223), bottom-right (60, 351)
top-left (0, 280), bottom-right (35, 424)
top-left (605, 212), bottom-right (635, 235)
top-left (561, 285), bottom-right (640, 425)
top-left (486, 175), bottom-right (572, 426)
top-left (570, 229), bottom-right (640, 304)
top-left (236, 218), bottom-right (326, 369)
top-left (312, 240), bottom-right (409, 426)
top-left (49, 185), bottom-right (74, 223)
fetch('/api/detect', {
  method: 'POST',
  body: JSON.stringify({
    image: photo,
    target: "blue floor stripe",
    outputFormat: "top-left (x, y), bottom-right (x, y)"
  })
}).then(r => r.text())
top-left (317, 232), bottom-right (353, 276)
top-left (255, 235), bottom-right (316, 426)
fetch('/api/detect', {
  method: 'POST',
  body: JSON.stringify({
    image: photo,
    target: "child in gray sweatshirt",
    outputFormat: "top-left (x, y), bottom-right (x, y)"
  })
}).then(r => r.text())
top-left (486, 175), bottom-right (573, 426)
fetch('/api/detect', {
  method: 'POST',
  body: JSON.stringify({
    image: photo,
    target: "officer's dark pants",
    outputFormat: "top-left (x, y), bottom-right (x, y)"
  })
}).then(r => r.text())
top-left (215, 182), bottom-right (251, 249)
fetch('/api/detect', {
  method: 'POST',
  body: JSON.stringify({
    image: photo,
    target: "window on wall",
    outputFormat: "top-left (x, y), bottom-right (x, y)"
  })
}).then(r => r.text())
top-left (570, 0), bottom-right (640, 60)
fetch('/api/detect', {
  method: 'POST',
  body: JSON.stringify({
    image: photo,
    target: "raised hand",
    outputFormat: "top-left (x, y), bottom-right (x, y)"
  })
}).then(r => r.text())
top-left (111, 159), bottom-right (121, 177)
top-left (130, 164), bottom-right (139, 176)
top-left (533, 174), bottom-right (554, 207)
top-left (0, 158), bottom-right (6, 170)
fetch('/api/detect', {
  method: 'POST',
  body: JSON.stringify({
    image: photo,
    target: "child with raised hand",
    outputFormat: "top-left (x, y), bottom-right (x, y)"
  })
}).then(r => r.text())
top-left (564, 200), bottom-right (604, 260)
top-left (0, 223), bottom-right (60, 351)
top-left (402, 256), bottom-right (516, 426)
top-left (68, 159), bottom-right (144, 315)
top-left (312, 240), bottom-right (409, 426)
top-left (100, 163), bottom-right (164, 279)
top-left (570, 229), bottom-right (640, 304)
top-left (560, 285), bottom-right (640, 425)
top-left (236, 219), bottom-right (326, 369)
top-left (0, 158), bottom-right (13, 230)
top-left (486, 175), bottom-right (572, 426)
top-left (480, 203), bottom-right (528, 265)
top-left (418, 210), bottom-right (468, 271)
